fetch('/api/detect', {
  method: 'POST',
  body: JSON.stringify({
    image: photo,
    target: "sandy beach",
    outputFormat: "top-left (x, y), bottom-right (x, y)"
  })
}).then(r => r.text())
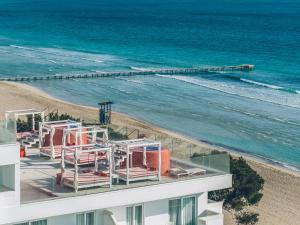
top-left (0, 81), bottom-right (299, 225)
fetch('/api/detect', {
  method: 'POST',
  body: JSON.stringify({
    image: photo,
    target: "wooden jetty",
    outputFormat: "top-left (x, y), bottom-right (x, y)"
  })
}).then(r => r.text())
top-left (0, 64), bottom-right (254, 82)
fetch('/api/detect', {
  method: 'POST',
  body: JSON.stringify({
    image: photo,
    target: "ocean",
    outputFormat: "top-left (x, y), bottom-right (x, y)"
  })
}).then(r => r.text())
top-left (0, 0), bottom-right (299, 170)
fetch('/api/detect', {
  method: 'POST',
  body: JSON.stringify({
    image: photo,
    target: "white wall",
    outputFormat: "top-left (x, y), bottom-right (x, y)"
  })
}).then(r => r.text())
top-left (197, 192), bottom-right (208, 216)
top-left (108, 206), bottom-right (126, 225)
top-left (0, 164), bottom-right (15, 190)
top-left (144, 199), bottom-right (169, 225)
top-left (1, 174), bottom-right (232, 224)
top-left (47, 213), bottom-right (76, 225)
top-left (0, 143), bottom-right (20, 210)
top-left (6, 195), bottom-right (225, 225)
top-left (108, 199), bottom-right (169, 225)
top-left (0, 144), bottom-right (19, 166)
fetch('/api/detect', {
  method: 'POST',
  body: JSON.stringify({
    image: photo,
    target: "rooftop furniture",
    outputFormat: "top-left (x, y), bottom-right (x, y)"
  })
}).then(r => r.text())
top-left (5, 109), bottom-right (45, 149)
top-left (5, 109), bottom-right (45, 133)
top-left (61, 143), bottom-right (112, 192)
top-left (111, 138), bottom-right (161, 185)
top-left (61, 126), bottom-right (109, 165)
top-left (169, 167), bottom-right (206, 178)
top-left (39, 120), bottom-right (81, 159)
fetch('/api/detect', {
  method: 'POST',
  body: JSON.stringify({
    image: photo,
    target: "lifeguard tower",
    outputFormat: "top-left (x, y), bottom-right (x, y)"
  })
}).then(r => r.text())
top-left (98, 101), bottom-right (113, 125)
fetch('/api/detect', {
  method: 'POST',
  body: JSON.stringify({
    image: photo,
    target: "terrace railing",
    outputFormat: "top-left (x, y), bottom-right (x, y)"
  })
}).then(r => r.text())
top-left (0, 120), bottom-right (16, 145)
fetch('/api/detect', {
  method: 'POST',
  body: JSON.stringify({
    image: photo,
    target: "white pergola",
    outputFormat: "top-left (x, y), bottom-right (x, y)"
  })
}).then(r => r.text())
top-left (39, 120), bottom-right (82, 159)
top-left (5, 109), bottom-right (45, 132)
top-left (62, 126), bottom-right (108, 149)
top-left (61, 143), bottom-right (112, 192)
top-left (111, 138), bottom-right (161, 185)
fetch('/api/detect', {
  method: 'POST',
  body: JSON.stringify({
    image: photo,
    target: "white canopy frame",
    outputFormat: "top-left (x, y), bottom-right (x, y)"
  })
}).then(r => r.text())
top-left (61, 143), bottom-right (112, 192)
top-left (5, 109), bottom-right (45, 132)
top-left (62, 126), bottom-right (109, 149)
top-left (61, 126), bottom-right (109, 166)
top-left (39, 120), bottom-right (82, 159)
top-left (111, 138), bottom-right (161, 185)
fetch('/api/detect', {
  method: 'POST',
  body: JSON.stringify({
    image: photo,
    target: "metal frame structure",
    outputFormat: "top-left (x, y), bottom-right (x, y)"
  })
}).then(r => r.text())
top-left (39, 120), bottom-right (81, 159)
top-left (61, 143), bottom-right (112, 192)
top-left (5, 109), bottom-right (45, 133)
top-left (61, 126), bottom-right (109, 165)
top-left (111, 138), bottom-right (161, 185)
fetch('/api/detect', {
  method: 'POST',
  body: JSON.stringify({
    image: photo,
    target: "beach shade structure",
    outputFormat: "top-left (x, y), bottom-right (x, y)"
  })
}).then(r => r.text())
top-left (98, 101), bottom-right (113, 125)
top-left (5, 109), bottom-right (45, 138)
top-left (111, 138), bottom-right (162, 185)
top-left (61, 126), bottom-right (109, 165)
top-left (5, 109), bottom-right (45, 150)
top-left (61, 143), bottom-right (112, 192)
top-left (39, 120), bottom-right (82, 159)
top-left (132, 147), bottom-right (171, 175)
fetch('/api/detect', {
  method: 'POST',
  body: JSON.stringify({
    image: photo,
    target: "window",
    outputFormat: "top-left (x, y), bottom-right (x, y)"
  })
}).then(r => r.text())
top-left (76, 212), bottom-right (95, 225)
top-left (169, 199), bottom-right (181, 225)
top-left (126, 205), bottom-right (143, 225)
top-left (31, 220), bottom-right (47, 225)
top-left (0, 164), bottom-right (15, 192)
top-left (15, 220), bottom-right (47, 225)
top-left (169, 196), bottom-right (196, 225)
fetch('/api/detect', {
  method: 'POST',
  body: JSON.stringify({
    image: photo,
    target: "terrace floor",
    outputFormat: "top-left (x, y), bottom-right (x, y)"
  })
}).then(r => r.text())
top-left (20, 150), bottom-right (225, 204)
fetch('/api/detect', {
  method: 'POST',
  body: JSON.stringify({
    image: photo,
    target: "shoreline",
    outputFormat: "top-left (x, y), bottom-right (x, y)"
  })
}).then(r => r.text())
top-left (3, 81), bottom-right (299, 176)
top-left (1, 81), bottom-right (299, 225)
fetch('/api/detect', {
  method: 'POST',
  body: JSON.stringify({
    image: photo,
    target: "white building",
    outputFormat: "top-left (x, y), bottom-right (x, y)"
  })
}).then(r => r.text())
top-left (0, 117), bottom-right (232, 225)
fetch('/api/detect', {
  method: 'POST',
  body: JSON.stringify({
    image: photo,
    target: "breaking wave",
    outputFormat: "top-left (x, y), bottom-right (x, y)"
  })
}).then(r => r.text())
top-left (158, 75), bottom-right (300, 109)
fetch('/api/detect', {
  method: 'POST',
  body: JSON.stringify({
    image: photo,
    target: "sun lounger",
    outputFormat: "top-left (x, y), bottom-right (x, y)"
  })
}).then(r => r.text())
top-left (64, 151), bottom-right (97, 165)
top-left (185, 168), bottom-right (206, 175)
top-left (40, 145), bottom-right (63, 158)
top-left (169, 168), bottom-right (189, 178)
top-left (170, 167), bottom-right (206, 178)
top-left (115, 167), bottom-right (158, 183)
top-left (62, 171), bottom-right (110, 191)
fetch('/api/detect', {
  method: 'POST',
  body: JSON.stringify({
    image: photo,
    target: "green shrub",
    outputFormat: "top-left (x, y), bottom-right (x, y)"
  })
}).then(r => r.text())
top-left (236, 211), bottom-right (259, 225)
top-left (207, 156), bottom-right (264, 224)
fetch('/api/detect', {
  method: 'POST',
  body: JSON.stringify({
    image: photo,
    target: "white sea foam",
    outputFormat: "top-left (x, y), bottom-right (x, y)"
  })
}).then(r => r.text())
top-left (118, 78), bottom-right (144, 84)
top-left (3, 45), bottom-right (118, 68)
top-left (240, 78), bottom-right (282, 90)
top-left (240, 78), bottom-right (300, 94)
top-left (130, 66), bottom-right (150, 71)
top-left (158, 75), bottom-right (300, 109)
top-left (81, 57), bottom-right (104, 63)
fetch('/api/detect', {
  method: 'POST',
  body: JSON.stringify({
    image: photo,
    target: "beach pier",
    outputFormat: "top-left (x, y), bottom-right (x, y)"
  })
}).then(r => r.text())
top-left (0, 64), bottom-right (254, 82)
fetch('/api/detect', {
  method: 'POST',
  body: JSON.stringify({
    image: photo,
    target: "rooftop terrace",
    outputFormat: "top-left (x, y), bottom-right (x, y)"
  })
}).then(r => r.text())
top-left (20, 149), bottom-right (229, 203)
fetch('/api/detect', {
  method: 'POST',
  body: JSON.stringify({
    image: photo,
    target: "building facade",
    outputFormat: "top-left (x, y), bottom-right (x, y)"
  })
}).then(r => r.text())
top-left (0, 119), bottom-right (232, 225)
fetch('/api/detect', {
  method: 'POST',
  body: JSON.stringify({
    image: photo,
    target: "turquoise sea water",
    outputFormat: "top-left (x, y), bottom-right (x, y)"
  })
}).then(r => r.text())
top-left (0, 0), bottom-right (299, 170)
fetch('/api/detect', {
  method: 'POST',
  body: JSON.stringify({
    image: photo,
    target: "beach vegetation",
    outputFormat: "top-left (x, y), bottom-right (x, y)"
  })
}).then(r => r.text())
top-left (236, 211), bottom-right (259, 225)
top-left (208, 156), bottom-right (264, 210)
top-left (47, 112), bottom-right (80, 122)
top-left (206, 156), bottom-right (264, 224)
top-left (108, 127), bottom-right (128, 140)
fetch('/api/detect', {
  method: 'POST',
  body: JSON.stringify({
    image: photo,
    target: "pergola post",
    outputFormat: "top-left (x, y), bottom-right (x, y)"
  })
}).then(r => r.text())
top-left (109, 149), bottom-right (112, 188)
top-left (95, 148), bottom-right (98, 172)
top-left (14, 114), bottom-right (18, 133)
top-left (126, 145), bottom-right (129, 185)
top-left (38, 122), bottom-right (42, 151)
top-left (143, 146), bottom-right (147, 167)
top-left (50, 127), bottom-right (55, 160)
top-left (32, 113), bottom-right (35, 131)
top-left (158, 143), bottom-right (161, 181)
top-left (75, 147), bottom-right (79, 192)
top-left (61, 145), bottom-right (66, 185)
